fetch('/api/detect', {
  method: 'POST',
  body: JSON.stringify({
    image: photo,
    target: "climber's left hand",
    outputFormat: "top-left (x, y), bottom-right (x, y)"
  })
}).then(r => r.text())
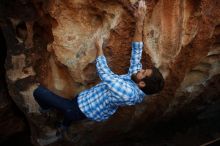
top-left (95, 37), bottom-right (104, 57)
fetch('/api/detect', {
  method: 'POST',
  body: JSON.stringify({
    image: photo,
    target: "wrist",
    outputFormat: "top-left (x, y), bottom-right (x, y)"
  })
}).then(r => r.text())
top-left (136, 18), bottom-right (144, 24)
top-left (135, 23), bottom-right (143, 33)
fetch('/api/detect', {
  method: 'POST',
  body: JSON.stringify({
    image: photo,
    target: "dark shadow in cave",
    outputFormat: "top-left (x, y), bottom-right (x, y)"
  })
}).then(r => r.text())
top-left (0, 27), bottom-right (33, 146)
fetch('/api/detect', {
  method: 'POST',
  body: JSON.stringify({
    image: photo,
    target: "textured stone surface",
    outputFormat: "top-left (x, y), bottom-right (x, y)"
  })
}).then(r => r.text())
top-left (0, 0), bottom-right (220, 145)
top-left (0, 27), bottom-right (28, 144)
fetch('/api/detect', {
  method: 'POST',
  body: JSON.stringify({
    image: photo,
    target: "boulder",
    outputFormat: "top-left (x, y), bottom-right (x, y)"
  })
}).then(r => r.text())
top-left (0, 0), bottom-right (220, 145)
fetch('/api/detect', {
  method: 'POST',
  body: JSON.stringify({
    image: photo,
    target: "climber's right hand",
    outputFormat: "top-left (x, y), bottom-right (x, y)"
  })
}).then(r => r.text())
top-left (134, 0), bottom-right (147, 22)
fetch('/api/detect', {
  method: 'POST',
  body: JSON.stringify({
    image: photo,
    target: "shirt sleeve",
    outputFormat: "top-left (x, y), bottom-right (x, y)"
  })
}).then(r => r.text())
top-left (106, 78), bottom-right (141, 106)
top-left (96, 55), bottom-right (118, 82)
top-left (96, 55), bottom-right (140, 105)
top-left (128, 42), bottom-right (143, 76)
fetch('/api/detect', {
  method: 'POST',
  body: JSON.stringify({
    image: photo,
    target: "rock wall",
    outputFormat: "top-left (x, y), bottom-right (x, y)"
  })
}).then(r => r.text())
top-left (0, 27), bottom-right (28, 144)
top-left (0, 0), bottom-right (220, 145)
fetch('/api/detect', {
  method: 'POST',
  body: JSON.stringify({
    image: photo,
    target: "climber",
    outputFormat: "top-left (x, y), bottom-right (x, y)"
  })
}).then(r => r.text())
top-left (33, 0), bottom-right (164, 142)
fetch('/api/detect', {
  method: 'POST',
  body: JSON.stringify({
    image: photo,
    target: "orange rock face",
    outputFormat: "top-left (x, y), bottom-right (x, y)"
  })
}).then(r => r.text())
top-left (1, 0), bottom-right (220, 145)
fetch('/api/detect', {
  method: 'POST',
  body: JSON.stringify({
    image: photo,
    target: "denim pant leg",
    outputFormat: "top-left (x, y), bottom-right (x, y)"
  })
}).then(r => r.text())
top-left (33, 86), bottom-right (74, 112)
top-left (33, 85), bottom-right (86, 128)
top-left (33, 86), bottom-right (52, 111)
top-left (62, 96), bottom-right (86, 128)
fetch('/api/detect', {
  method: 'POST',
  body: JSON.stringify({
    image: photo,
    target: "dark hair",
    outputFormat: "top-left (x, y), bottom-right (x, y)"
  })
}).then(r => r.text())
top-left (140, 67), bottom-right (164, 95)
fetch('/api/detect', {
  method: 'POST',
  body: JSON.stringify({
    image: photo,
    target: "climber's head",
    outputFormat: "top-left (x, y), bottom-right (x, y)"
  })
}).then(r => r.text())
top-left (131, 67), bottom-right (164, 95)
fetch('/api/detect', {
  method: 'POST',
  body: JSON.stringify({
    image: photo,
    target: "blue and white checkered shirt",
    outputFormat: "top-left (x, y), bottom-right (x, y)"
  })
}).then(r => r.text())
top-left (77, 42), bottom-right (146, 121)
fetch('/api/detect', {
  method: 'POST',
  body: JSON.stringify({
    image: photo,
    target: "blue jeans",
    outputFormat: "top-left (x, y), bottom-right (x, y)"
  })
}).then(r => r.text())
top-left (33, 86), bottom-right (86, 129)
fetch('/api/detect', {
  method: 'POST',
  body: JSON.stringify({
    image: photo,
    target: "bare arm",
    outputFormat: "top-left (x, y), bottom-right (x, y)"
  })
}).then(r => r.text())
top-left (95, 37), bottom-right (104, 57)
top-left (133, 0), bottom-right (146, 42)
top-left (128, 1), bottom-right (146, 75)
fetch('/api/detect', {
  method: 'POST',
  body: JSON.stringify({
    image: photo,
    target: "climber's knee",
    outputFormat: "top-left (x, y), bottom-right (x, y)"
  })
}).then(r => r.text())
top-left (33, 85), bottom-right (46, 101)
top-left (33, 86), bottom-right (41, 100)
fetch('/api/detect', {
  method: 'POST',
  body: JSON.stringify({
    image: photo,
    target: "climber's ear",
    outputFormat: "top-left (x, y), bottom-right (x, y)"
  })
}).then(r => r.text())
top-left (138, 81), bottom-right (146, 88)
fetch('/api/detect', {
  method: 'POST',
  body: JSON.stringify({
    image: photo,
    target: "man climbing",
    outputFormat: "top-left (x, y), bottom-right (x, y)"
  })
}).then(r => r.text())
top-left (33, 0), bottom-right (164, 143)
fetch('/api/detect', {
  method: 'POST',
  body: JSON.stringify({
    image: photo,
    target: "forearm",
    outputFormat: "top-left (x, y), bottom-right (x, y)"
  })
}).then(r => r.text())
top-left (96, 46), bottom-right (103, 57)
top-left (133, 0), bottom-right (146, 42)
top-left (133, 19), bottom-right (144, 42)
top-left (95, 37), bottom-right (104, 57)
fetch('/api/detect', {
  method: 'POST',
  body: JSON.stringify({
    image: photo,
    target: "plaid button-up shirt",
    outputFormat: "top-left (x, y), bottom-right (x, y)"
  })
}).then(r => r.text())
top-left (77, 42), bottom-right (146, 121)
